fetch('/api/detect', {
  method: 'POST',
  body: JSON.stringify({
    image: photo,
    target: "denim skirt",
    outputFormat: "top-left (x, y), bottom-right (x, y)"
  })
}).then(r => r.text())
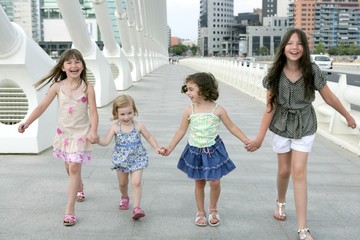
top-left (177, 136), bottom-right (236, 180)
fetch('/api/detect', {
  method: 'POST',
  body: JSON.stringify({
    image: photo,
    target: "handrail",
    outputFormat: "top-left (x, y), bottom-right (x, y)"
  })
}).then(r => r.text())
top-left (180, 57), bottom-right (360, 156)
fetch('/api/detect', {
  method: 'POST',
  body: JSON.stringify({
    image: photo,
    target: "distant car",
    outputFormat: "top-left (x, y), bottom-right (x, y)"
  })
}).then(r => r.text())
top-left (241, 57), bottom-right (255, 67)
top-left (310, 54), bottom-right (333, 70)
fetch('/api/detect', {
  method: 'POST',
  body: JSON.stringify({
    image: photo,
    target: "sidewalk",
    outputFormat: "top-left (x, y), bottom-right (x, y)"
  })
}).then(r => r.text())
top-left (0, 64), bottom-right (360, 240)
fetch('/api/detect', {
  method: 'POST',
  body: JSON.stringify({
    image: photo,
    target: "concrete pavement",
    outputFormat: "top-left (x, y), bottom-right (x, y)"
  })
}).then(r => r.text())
top-left (1, 64), bottom-right (360, 239)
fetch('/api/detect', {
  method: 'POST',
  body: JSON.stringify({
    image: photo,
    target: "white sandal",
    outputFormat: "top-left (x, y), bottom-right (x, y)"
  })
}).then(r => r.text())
top-left (208, 209), bottom-right (220, 227)
top-left (274, 200), bottom-right (286, 221)
top-left (298, 228), bottom-right (313, 240)
top-left (195, 212), bottom-right (207, 226)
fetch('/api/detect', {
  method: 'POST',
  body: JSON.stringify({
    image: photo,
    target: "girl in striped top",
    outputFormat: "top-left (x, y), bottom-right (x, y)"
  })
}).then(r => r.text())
top-left (162, 72), bottom-right (250, 227)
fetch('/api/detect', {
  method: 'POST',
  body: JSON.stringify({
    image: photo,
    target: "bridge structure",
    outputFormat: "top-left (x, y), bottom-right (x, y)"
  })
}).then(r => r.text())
top-left (0, 0), bottom-right (167, 153)
top-left (179, 58), bottom-right (360, 156)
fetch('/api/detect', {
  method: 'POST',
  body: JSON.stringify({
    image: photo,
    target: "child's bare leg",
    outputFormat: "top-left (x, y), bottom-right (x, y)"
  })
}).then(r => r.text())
top-left (130, 169), bottom-right (143, 207)
top-left (65, 162), bottom-right (83, 192)
top-left (116, 171), bottom-right (129, 196)
top-left (275, 152), bottom-right (291, 219)
top-left (209, 179), bottom-right (221, 225)
top-left (65, 163), bottom-right (81, 215)
top-left (195, 179), bottom-right (206, 213)
top-left (292, 151), bottom-right (313, 240)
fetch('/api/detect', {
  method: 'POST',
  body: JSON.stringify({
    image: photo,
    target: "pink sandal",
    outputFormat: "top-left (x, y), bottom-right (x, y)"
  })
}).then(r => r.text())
top-left (119, 195), bottom-right (129, 210)
top-left (63, 214), bottom-right (76, 226)
top-left (132, 207), bottom-right (145, 220)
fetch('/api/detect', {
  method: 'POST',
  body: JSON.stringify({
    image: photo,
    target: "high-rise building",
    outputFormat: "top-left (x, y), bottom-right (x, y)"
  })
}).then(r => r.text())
top-left (0, 0), bottom-right (41, 42)
top-left (262, 0), bottom-right (277, 20)
top-left (289, 0), bottom-right (360, 50)
top-left (198, 0), bottom-right (234, 56)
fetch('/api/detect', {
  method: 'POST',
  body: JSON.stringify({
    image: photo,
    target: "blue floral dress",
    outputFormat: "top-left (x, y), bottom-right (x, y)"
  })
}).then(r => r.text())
top-left (112, 122), bottom-right (149, 172)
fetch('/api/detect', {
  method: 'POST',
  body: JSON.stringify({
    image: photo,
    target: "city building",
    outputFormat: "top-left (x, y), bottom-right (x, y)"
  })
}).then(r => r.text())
top-left (289, 0), bottom-right (360, 50)
top-left (241, 16), bottom-right (290, 57)
top-left (0, 0), bottom-right (41, 42)
top-left (198, 0), bottom-right (235, 56)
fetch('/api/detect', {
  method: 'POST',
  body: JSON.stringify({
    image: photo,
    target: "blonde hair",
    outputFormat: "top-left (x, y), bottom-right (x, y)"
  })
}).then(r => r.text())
top-left (111, 95), bottom-right (138, 120)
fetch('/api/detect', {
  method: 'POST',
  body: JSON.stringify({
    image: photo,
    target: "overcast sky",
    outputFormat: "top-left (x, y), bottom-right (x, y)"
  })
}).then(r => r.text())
top-left (166, 0), bottom-right (262, 40)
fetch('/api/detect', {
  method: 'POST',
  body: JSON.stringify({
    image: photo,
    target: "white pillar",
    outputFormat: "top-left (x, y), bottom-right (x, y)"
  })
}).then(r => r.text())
top-left (91, 0), bottom-right (132, 90)
top-left (56, 0), bottom-right (117, 107)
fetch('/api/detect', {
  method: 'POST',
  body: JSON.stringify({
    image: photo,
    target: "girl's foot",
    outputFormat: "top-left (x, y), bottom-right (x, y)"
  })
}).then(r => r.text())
top-left (76, 191), bottom-right (85, 202)
top-left (63, 214), bottom-right (76, 226)
top-left (76, 182), bottom-right (85, 202)
top-left (132, 207), bottom-right (145, 220)
top-left (274, 200), bottom-right (286, 221)
top-left (119, 195), bottom-right (129, 210)
top-left (298, 228), bottom-right (313, 240)
top-left (208, 209), bottom-right (220, 227)
top-left (195, 212), bottom-right (207, 226)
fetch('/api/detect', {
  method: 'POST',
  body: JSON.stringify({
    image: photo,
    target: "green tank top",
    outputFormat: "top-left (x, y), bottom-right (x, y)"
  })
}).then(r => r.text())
top-left (188, 103), bottom-right (220, 148)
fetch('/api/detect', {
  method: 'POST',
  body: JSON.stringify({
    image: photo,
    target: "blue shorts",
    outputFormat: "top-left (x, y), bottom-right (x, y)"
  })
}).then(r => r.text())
top-left (272, 133), bottom-right (316, 153)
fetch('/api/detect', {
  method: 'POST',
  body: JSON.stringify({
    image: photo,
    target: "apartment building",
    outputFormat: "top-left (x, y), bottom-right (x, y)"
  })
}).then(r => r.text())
top-left (198, 0), bottom-right (234, 56)
top-left (289, 0), bottom-right (360, 50)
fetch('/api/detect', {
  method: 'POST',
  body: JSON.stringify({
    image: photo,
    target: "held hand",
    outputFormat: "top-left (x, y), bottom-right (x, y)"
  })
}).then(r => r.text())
top-left (159, 146), bottom-right (172, 156)
top-left (86, 132), bottom-right (99, 144)
top-left (157, 147), bottom-right (166, 155)
top-left (18, 123), bottom-right (28, 133)
top-left (245, 138), bottom-right (262, 152)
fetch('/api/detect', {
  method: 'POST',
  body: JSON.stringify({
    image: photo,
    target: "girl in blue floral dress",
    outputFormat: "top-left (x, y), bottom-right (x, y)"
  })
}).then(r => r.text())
top-left (98, 95), bottom-right (163, 220)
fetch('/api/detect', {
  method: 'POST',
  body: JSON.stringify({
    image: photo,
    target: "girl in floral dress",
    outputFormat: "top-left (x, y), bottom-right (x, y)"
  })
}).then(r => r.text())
top-left (18, 49), bottom-right (99, 226)
top-left (98, 94), bottom-right (163, 220)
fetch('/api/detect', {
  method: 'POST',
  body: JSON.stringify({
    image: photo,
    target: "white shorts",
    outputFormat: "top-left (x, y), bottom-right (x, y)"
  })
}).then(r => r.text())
top-left (272, 133), bottom-right (315, 153)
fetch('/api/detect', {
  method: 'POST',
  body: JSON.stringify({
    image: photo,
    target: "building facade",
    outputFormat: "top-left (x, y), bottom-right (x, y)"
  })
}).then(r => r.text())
top-left (0, 0), bottom-right (41, 42)
top-left (198, 0), bottom-right (234, 56)
top-left (243, 16), bottom-right (290, 56)
top-left (289, 0), bottom-right (360, 50)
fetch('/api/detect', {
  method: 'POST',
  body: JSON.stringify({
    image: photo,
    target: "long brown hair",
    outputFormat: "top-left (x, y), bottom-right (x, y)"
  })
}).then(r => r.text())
top-left (267, 28), bottom-right (315, 111)
top-left (34, 49), bottom-right (89, 92)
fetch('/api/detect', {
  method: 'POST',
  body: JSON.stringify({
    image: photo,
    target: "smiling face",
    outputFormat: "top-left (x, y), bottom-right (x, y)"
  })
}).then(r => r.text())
top-left (185, 81), bottom-right (202, 103)
top-left (61, 57), bottom-right (84, 80)
top-left (284, 32), bottom-right (304, 63)
top-left (116, 105), bottom-right (135, 125)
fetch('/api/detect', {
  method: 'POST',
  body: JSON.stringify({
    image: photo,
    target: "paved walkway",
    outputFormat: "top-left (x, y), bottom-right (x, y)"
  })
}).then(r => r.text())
top-left (1, 64), bottom-right (360, 240)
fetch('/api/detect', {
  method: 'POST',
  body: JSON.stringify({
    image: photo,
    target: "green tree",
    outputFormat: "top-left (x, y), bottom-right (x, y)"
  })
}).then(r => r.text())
top-left (313, 42), bottom-right (327, 54)
top-left (171, 44), bottom-right (188, 56)
top-left (259, 46), bottom-right (269, 55)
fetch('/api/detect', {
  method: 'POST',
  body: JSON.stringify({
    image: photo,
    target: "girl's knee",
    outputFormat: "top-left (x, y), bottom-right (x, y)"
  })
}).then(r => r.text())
top-left (209, 180), bottom-right (221, 189)
top-left (68, 163), bottom-right (81, 175)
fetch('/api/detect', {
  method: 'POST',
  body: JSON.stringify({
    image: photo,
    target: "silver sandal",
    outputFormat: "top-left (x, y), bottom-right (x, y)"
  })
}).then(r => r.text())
top-left (298, 228), bottom-right (313, 240)
top-left (274, 200), bottom-right (286, 221)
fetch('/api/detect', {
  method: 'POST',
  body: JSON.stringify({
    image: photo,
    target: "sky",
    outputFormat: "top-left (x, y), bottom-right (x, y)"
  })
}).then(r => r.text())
top-left (166, 0), bottom-right (262, 40)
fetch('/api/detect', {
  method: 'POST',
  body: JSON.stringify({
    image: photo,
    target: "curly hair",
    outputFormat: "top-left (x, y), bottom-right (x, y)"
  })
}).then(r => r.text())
top-left (111, 94), bottom-right (138, 120)
top-left (181, 72), bottom-right (219, 101)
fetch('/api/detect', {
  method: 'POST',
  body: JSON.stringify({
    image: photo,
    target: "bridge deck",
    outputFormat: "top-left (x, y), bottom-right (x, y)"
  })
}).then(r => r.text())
top-left (1, 64), bottom-right (359, 239)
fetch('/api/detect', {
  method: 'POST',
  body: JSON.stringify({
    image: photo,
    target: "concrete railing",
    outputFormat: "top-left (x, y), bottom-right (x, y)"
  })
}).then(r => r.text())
top-left (180, 57), bottom-right (360, 156)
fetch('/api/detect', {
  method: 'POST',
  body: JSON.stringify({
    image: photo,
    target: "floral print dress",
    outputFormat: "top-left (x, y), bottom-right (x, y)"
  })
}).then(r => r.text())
top-left (111, 122), bottom-right (149, 173)
top-left (53, 82), bottom-right (93, 164)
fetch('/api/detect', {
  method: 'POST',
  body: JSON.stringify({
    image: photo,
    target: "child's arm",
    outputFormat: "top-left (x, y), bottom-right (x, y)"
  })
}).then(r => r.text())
top-left (137, 122), bottom-right (163, 154)
top-left (246, 90), bottom-right (275, 151)
top-left (319, 84), bottom-right (357, 128)
top-left (98, 123), bottom-right (116, 146)
top-left (18, 83), bottom-right (58, 133)
top-left (217, 105), bottom-right (249, 144)
top-left (85, 84), bottom-right (99, 143)
top-left (163, 107), bottom-right (190, 156)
